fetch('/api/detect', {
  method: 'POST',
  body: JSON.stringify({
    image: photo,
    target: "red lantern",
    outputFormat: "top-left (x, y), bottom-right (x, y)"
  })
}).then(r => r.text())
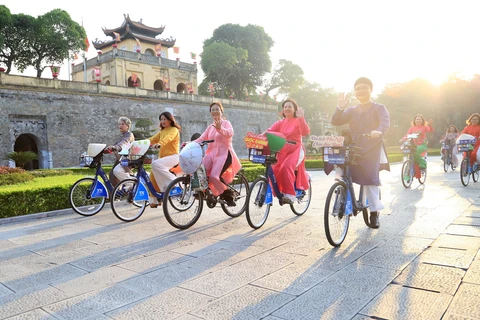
top-left (94, 68), bottom-right (101, 83)
top-left (112, 43), bottom-right (118, 48)
top-left (0, 67), bottom-right (5, 72)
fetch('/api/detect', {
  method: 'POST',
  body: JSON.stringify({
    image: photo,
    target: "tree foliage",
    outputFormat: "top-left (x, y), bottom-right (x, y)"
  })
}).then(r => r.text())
top-left (0, 6), bottom-right (86, 77)
top-left (263, 59), bottom-right (305, 97)
top-left (203, 24), bottom-right (274, 98)
top-left (201, 42), bottom-right (248, 98)
top-left (5, 151), bottom-right (38, 169)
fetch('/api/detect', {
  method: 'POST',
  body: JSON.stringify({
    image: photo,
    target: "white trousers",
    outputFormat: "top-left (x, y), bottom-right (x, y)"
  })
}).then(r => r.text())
top-left (151, 154), bottom-right (179, 192)
top-left (362, 185), bottom-right (384, 212)
top-left (113, 164), bottom-right (132, 182)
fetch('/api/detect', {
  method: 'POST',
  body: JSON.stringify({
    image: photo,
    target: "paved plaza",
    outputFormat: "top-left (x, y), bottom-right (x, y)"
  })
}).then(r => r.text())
top-left (1, 157), bottom-right (480, 320)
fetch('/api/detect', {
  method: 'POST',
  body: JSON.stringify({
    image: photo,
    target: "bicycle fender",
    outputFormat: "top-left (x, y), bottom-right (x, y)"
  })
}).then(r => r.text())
top-left (91, 180), bottom-right (108, 198)
top-left (265, 183), bottom-right (273, 205)
top-left (134, 181), bottom-right (149, 201)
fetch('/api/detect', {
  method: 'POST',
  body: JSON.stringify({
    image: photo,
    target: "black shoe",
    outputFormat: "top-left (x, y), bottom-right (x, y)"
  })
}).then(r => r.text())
top-left (370, 211), bottom-right (380, 229)
top-left (220, 193), bottom-right (236, 207)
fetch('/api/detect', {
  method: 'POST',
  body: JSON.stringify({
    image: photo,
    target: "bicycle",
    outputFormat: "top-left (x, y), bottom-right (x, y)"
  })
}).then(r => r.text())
top-left (162, 140), bottom-right (249, 229)
top-left (108, 139), bottom-right (184, 222)
top-left (245, 132), bottom-right (312, 229)
top-left (69, 143), bottom-right (117, 216)
top-left (323, 133), bottom-right (374, 247)
top-left (442, 140), bottom-right (455, 172)
top-left (400, 133), bottom-right (427, 188)
top-left (458, 137), bottom-right (479, 186)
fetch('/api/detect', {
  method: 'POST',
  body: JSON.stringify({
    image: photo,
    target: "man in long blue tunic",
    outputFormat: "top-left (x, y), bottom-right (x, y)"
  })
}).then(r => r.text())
top-left (330, 77), bottom-right (390, 228)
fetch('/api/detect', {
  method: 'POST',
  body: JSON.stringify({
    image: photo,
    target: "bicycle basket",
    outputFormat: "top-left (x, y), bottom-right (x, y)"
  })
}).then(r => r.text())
top-left (458, 144), bottom-right (473, 152)
top-left (323, 147), bottom-right (347, 164)
top-left (79, 155), bottom-right (94, 167)
top-left (248, 148), bottom-right (273, 164)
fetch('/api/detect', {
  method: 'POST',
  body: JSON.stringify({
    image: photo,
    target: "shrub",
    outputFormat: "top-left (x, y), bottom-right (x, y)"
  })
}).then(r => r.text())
top-left (29, 169), bottom-right (75, 178)
top-left (0, 166), bottom-right (34, 186)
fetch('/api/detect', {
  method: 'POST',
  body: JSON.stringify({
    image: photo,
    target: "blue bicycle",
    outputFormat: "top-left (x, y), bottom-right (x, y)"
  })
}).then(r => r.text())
top-left (400, 133), bottom-right (427, 188)
top-left (245, 133), bottom-right (312, 229)
top-left (109, 140), bottom-right (182, 222)
top-left (458, 138), bottom-right (479, 186)
top-left (69, 143), bottom-right (117, 216)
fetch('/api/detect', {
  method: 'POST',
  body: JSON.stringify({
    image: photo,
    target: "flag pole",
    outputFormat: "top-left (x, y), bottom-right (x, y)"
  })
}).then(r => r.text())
top-left (83, 53), bottom-right (87, 83)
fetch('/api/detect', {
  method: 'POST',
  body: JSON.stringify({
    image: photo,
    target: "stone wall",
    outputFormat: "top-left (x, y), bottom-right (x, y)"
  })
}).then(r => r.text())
top-left (0, 75), bottom-right (277, 168)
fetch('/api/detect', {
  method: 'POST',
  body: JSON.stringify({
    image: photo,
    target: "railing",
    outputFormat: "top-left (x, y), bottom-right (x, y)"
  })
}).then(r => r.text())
top-left (72, 49), bottom-right (197, 73)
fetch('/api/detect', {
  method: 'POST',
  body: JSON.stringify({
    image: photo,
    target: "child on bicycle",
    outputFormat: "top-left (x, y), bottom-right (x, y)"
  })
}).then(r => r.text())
top-left (148, 112), bottom-right (181, 208)
top-left (399, 114), bottom-right (433, 177)
top-left (330, 77), bottom-right (390, 229)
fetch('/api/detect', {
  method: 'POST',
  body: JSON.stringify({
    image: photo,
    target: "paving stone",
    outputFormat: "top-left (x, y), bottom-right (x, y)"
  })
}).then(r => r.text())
top-left (381, 235), bottom-right (433, 250)
top-left (52, 266), bottom-right (138, 296)
top-left (443, 283), bottom-right (480, 319)
top-left (360, 284), bottom-right (452, 320)
top-left (119, 264), bottom-right (202, 296)
top-left (0, 285), bottom-right (69, 319)
top-left (228, 248), bottom-right (302, 275)
top-left (43, 285), bottom-right (147, 320)
top-left (445, 224), bottom-right (480, 237)
top-left (178, 247), bottom-right (266, 275)
top-left (417, 247), bottom-right (477, 269)
top-left (3, 308), bottom-right (57, 319)
top-left (430, 234), bottom-right (480, 251)
top-left (116, 251), bottom-right (192, 273)
top-left (357, 243), bottom-right (424, 270)
top-left (173, 315), bottom-right (203, 320)
top-left (0, 264), bottom-right (31, 283)
top-left (453, 216), bottom-right (480, 226)
top-left (350, 316), bottom-right (378, 320)
top-left (321, 262), bottom-right (399, 295)
top-left (272, 281), bottom-right (373, 320)
top-left (464, 260), bottom-right (480, 285)
top-left (274, 238), bottom-right (331, 255)
top-left (191, 285), bottom-right (294, 320)
top-left (3, 263), bottom-right (87, 292)
top-left (251, 254), bottom-right (335, 295)
top-left (106, 287), bottom-right (213, 320)
top-left (0, 283), bottom-right (13, 297)
top-left (393, 262), bottom-right (464, 294)
top-left (169, 238), bottom-right (236, 257)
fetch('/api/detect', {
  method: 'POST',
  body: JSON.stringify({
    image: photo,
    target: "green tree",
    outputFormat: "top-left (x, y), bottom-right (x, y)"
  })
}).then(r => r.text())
top-left (263, 59), bottom-right (305, 97)
top-left (203, 24), bottom-right (274, 98)
top-left (29, 9), bottom-right (86, 78)
top-left (0, 13), bottom-right (36, 74)
top-left (201, 42), bottom-right (248, 99)
top-left (5, 151), bottom-right (38, 169)
top-left (0, 5), bottom-right (12, 48)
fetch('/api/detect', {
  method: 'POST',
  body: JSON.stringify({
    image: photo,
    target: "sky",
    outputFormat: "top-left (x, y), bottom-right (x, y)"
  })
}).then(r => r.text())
top-left (2, 0), bottom-right (480, 95)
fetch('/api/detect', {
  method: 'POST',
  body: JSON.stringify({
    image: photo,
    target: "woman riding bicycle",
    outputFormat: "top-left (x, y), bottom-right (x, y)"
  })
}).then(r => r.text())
top-left (106, 116), bottom-right (135, 186)
top-left (265, 99), bottom-right (310, 204)
top-left (194, 102), bottom-right (241, 206)
top-left (400, 114), bottom-right (433, 178)
top-left (460, 113), bottom-right (480, 165)
top-left (329, 77), bottom-right (390, 229)
top-left (440, 125), bottom-right (459, 169)
top-left (148, 111), bottom-right (181, 208)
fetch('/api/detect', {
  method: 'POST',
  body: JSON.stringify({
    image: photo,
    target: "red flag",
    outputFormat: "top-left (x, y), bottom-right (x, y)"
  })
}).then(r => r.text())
top-left (135, 38), bottom-right (141, 47)
top-left (84, 36), bottom-right (90, 52)
top-left (155, 44), bottom-right (161, 52)
top-left (113, 32), bottom-right (120, 42)
top-left (173, 46), bottom-right (180, 54)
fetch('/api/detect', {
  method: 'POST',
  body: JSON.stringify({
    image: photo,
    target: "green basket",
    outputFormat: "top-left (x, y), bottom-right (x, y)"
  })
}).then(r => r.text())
top-left (266, 132), bottom-right (287, 152)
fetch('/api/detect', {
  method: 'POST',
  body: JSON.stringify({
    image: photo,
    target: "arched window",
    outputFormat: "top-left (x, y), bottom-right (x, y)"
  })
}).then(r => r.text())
top-left (14, 134), bottom-right (39, 170)
top-left (145, 48), bottom-right (155, 56)
top-left (128, 76), bottom-right (141, 88)
top-left (154, 80), bottom-right (163, 90)
top-left (177, 83), bottom-right (186, 93)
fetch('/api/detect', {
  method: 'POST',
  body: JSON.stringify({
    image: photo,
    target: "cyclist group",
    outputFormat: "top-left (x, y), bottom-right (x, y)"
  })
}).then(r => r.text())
top-left (83, 76), bottom-right (480, 235)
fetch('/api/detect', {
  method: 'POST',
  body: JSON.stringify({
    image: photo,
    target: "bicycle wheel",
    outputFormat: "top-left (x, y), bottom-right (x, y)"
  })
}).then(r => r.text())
top-left (401, 160), bottom-right (413, 188)
top-left (110, 179), bottom-right (147, 222)
top-left (472, 164), bottom-right (479, 183)
top-left (69, 177), bottom-right (106, 216)
top-left (418, 167), bottom-right (427, 184)
top-left (460, 158), bottom-right (470, 186)
top-left (443, 155), bottom-right (449, 172)
top-left (324, 181), bottom-right (350, 247)
top-left (163, 176), bottom-right (203, 229)
top-left (221, 173), bottom-right (249, 218)
top-left (245, 177), bottom-right (270, 229)
top-left (290, 179), bottom-right (312, 216)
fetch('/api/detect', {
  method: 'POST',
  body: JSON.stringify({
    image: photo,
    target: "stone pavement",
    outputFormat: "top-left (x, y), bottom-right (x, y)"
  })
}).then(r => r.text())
top-left (1, 156), bottom-right (479, 320)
